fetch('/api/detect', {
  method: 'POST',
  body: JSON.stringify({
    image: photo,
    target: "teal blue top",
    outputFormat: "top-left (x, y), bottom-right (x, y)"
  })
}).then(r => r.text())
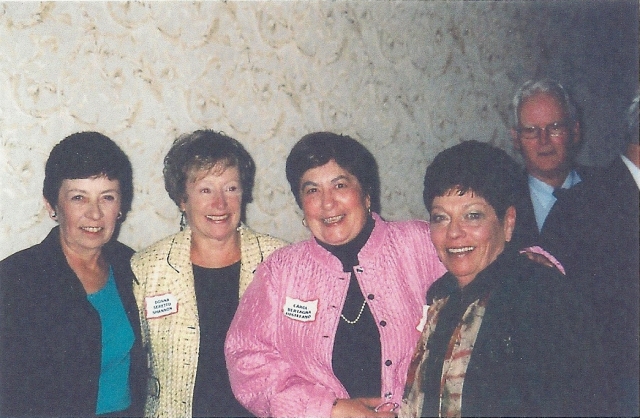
top-left (87, 267), bottom-right (134, 415)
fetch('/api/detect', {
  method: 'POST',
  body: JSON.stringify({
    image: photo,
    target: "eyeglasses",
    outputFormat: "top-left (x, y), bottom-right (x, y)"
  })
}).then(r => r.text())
top-left (517, 121), bottom-right (570, 140)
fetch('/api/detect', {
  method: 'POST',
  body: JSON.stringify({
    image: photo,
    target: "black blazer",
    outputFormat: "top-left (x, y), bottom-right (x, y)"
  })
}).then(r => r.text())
top-left (0, 227), bottom-right (146, 417)
top-left (511, 164), bottom-right (604, 249)
top-left (426, 250), bottom-right (604, 417)
top-left (540, 157), bottom-right (640, 416)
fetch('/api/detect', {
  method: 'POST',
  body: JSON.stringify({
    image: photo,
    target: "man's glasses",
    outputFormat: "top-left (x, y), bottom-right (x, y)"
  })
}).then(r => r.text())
top-left (517, 121), bottom-right (570, 140)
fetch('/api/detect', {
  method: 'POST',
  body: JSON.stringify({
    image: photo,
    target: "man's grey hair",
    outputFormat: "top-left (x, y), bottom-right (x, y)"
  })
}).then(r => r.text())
top-left (512, 78), bottom-right (577, 128)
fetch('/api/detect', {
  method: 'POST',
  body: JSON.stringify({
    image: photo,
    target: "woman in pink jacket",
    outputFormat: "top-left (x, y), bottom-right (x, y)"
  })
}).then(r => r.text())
top-left (225, 132), bottom-right (446, 417)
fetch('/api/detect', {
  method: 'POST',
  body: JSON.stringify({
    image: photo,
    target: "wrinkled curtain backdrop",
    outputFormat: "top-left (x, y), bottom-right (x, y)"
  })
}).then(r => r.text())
top-left (1, 1), bottom-right (637, 258)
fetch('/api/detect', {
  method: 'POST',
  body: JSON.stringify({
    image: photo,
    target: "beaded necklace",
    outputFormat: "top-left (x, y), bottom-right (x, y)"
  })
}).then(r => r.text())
top-left (341, 299), bottom-right (367, 324)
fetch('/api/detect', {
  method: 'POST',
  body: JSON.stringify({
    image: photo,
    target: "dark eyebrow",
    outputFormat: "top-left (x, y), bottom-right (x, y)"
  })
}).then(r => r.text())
top-left (300, 180), bottom-right (318, 190)
top-left (331, 175), bottom-right (350, 184)
top-left (300, 174), bottom-right (352, 191)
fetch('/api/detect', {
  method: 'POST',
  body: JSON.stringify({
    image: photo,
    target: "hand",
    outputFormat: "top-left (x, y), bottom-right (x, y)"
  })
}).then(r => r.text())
top-left (522, 250), bottom-right (555, 268)
top-left (331, 397), bottom-right (398, 418)
top-left (520, 245), bottom-right (566, 274)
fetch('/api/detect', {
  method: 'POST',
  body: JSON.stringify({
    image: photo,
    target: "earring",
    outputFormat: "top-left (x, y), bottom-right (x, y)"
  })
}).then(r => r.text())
top-left (302, 218), bottom-right (308, 227)
top-left (117, 212), bottom-right (123, 220)
top-left (180, 211), bottom-right (187, 231)
top-left (50, 211), bottom-right (57, 219)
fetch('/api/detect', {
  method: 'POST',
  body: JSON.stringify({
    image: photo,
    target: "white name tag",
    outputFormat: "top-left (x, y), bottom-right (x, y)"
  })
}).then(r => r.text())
top-left (283, 296), bottom-right (318, 322)
top-left (145, 294), bottom-right (179, 319)
top-left (416, 304), bottom-right (429, 332)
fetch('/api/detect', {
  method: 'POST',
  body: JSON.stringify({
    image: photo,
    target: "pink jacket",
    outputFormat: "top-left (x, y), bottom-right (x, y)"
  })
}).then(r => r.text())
top-left (225, 214), bottom-right (446, 417)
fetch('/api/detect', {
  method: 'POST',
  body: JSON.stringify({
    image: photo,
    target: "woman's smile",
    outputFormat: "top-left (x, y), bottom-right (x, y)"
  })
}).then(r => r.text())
top-left (205, 213), bottom-right (231, 222)
top-left (322, 214), bottom-right (345, 225)
top-left (447, 246), bottom-right (475, 255)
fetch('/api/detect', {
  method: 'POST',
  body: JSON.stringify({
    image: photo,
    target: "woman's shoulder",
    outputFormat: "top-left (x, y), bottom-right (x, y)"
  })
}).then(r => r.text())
top-left (426, 273), bottom-right (457, 303)
top-left (260, 238), bottom-right (316, 267)
top-left (104, 239), bottom-right (135, 259)
top-left (517, 253), bottom-right (567, 284)
top-left (131, 230), bottom-right (187, 264)
top-left (372, 217), bottom-right (434, 252)
top-left (0, 243), bottom-right (43, 275)
top-left (267, 238), bottom-right (309, 256)
top-left (0, 232), bottom-right (64, 294)
top-left (240, 225), bottom-right (289, 251)
top-left (496, 253), bottom-right (579, 304)
top-left (0, 229), bottom-right (59, 272)
top-left (379, 216), bottom-right (431, 235)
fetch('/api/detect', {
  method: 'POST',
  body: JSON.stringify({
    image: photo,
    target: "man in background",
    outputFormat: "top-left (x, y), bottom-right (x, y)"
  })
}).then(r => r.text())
top-left (509, 78), bottom-right (600, 248)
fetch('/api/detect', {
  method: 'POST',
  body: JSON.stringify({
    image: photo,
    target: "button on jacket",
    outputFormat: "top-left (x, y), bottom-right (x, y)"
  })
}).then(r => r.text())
top-left (225, 213), bottom-right (446, 418)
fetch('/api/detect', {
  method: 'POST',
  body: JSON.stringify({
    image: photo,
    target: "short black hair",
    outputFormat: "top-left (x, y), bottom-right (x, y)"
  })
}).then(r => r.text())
top-left (423, 140), bottom-right (524, 219)
top-left (285, 132), bottom-right (381, 213)
top-left (163, 130), bottom-right (256, 221)
top-left (43, 132), bottom-right (133, 218)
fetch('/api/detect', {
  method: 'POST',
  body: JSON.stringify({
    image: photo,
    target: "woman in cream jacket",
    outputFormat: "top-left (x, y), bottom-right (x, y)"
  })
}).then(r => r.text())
top-left (132, 130), bottom-right (286, 417)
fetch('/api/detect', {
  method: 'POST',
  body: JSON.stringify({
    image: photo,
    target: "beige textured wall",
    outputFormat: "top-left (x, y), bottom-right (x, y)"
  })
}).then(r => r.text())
top-left (1, 1), bottom-right (637, 259)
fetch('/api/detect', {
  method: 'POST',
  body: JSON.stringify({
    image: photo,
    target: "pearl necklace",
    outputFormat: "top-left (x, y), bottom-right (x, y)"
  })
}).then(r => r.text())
top-left (340, 299), bottom-right (367, 324)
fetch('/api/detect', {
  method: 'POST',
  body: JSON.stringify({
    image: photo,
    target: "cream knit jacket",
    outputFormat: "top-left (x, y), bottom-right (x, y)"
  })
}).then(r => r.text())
top-left (131, 225), bottom-right (287, 418)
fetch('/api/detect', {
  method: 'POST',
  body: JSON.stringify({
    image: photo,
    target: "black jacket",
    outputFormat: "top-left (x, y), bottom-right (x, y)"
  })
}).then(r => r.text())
top-left (512, 164), bottom-right (604, 249)
top-left (540, 156), bottom-right (640, 416)
top-left (424, 249), bottom-right (604, 417)
top-left (0, 227), bottom-right (146, 417)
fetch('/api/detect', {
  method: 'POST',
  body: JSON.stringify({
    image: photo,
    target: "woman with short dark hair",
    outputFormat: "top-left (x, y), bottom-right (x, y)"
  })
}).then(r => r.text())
top-left (0, 132), bottom-right (146, 417)
top-left (226, 132), bottom-right (446, 418)
top-left (400, 140), bottom-right (599, 417)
